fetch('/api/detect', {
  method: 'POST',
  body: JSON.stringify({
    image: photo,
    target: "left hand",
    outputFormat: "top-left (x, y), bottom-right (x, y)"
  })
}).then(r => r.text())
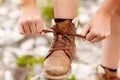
top-left (81, 13), bottom-right (111, 43)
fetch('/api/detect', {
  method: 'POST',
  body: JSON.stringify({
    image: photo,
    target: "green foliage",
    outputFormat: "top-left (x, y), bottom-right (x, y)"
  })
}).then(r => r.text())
top-left (67, 74), bottom-right (76, 80)
top-left (0, 0), bottom-right (3, 7)
top-left (16, 55), bottom-right (44, 67)
top-left (37, 56), bottom-right (44, 64)
top-left (37, 0), bottom-right (54, 23)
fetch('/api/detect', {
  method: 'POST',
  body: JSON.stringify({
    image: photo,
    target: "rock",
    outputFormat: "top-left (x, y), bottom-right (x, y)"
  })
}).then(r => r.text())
top-left (33, 46), bottom-right (49, 57)
top-left (11, 27), bottom-right (25, 42)
top-left (3, 47), bottom-right (27, 57)
top-left (3, 30), bottom-right (18, 45)
top-left (4, 0), bottom-right (20, 8)
top-left (31, 73), bottom-right (66, 80)
top-left (3, 49), bottom-right (16, 66)
top-left (33, 64), bottom-right (43, 75)
top-left (39, 73), bottom-right (48, 80)
top-left (2, 20), bottom-right (15, 30)
top-left (31, 73), bottom-right (54, 80)
top-left (71, 63), bottom-right (94, 80)
top-left (44, 33), bottom-right (53, 42)
top-left (35, 37), bottom-right (48, 47)
top-left (79, 13), bottom-right (89, 24)
top-left (31, 75), bottom-right (41, 80)
top-left (4, 70), bottom-right (14, 80)
top-left (10, 0), bottom-right (20, 5)
top-left (12, 66), bottom-right (29, 80)
top-left (20, 39), bottom-right (34, 51)
top-left (8, 9), bottom-right (20, 19)
top-left (0, 29), bottom-right (6, 46)
top-left (0, 65), bottom-right (4, 80)
top-left (0, 7), bottom-right (8, 16)
top-left (0, 27), bottom-right (24, 45)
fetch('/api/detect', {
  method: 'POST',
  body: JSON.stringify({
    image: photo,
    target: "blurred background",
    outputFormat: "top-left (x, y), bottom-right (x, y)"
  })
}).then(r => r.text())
top-left (0, 0), bottom-right (103, 80)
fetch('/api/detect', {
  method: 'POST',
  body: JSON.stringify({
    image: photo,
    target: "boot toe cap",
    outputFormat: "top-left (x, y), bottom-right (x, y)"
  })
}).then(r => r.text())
top-left (44, 66), bottom-right (67, 76)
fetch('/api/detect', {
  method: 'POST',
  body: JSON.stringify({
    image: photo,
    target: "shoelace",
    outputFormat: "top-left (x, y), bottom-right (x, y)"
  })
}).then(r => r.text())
top-left (43, 25), bottom-right (85, 38)
top-left (42, 25), bottom-right (85, 52)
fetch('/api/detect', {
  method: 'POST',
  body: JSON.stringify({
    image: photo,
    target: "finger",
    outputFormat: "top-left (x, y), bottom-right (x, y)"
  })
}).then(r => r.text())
top-left (36, 21), bottom-right (45, 35)
top-left (90, 37), bottom-right (98, 43)
top-left (86, 31), bottom-right (96, 41)
top-left (30, 22), bottom-right (37, 34)
top-left (90, 36), bottom-right (105, 43)
top-left (19, 25), bottom-right (25, 34)
top-left (36, 22), bottom-right (42, 33)
top-left (40, 23), bottom-right (46, 35)
top-left (81, 24), bottom-right (91, 37)
top-left (23, 24), bottom-right (31, 34)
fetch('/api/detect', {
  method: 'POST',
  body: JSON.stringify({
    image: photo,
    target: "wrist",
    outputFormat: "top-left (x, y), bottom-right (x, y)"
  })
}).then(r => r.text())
top-left (20, 0), bottom-right (37, 9)
top-left (96, 9), bottom-right (113, 18)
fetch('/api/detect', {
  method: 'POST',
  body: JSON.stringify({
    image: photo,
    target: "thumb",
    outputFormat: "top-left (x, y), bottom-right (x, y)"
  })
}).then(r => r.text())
top-left (39, 22), bottom-right (46, 35)
top-left (81, 24), bottom-right (91, 37)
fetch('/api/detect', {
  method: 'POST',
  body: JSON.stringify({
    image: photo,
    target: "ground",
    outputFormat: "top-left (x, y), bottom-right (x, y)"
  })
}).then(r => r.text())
top-left (0, 0), bottom-right (108, 80)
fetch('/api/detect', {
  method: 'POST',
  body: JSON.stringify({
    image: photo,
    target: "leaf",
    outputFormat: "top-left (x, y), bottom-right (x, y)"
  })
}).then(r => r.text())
top-left (16, 55), bottom-right (45, 66)
top-left (67, 74), bottom-right (76, 80)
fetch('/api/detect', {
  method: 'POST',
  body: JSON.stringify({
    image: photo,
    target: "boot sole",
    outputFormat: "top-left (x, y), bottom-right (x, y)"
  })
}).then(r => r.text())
top-left (43, 69), bottom-right (71, 80)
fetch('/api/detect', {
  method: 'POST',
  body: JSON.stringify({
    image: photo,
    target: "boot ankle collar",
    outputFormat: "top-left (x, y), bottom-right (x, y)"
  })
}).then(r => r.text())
top-left (97, 65), bottom-right (105, 74)
top-left (51, 17), bottom-right (80, 28)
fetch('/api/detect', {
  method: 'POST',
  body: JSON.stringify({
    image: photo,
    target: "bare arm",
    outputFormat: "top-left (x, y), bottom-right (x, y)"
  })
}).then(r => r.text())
top-left (97, 0), bottom-right (120, 17)
top-left (81, 0), bottom-right (120, 43)
top-left (20, 0), bottom-right (36, 8)
top-left (18, 0), bottom-right (45, 35)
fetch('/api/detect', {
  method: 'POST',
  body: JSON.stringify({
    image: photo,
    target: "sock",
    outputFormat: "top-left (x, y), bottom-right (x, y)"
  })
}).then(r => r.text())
top-left (54, 18), bottom-right (72, 22)
top-left (101, 65), bottom-right (117, 72)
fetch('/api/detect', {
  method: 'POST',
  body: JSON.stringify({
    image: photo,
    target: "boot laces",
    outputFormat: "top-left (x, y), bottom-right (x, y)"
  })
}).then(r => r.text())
top-left (43, 25), bottom-right (85, 52)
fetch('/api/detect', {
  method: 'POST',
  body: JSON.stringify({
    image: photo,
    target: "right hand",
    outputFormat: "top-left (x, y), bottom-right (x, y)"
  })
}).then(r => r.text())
top-left (18, 7), bottom-right (46, 35)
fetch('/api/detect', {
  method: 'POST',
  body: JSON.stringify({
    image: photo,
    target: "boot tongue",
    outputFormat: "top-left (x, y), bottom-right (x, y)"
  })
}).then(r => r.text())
top-left (55, 20), bottom-right (72, 33)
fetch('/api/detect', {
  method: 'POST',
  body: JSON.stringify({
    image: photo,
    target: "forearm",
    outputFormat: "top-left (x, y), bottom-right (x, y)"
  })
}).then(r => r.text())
top-left (97, 0), bottom-right (120, 17)
top-left (20, 0), bottom-right (37, 8)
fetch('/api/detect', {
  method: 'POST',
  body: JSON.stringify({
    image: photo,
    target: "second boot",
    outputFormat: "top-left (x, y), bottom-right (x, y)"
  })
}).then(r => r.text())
top-left (97, 65), bottom-right (120, 80)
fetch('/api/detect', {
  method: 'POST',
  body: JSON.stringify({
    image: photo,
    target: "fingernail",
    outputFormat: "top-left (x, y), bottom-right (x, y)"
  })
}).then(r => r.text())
top-left (40, 31), bottom-right (44, 35)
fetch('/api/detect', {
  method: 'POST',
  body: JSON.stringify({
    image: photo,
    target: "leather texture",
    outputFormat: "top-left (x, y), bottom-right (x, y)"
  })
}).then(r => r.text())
top-left (43, 20), bottom-right (76, 79)
top-left (97, 66), bottom-right (120, 80)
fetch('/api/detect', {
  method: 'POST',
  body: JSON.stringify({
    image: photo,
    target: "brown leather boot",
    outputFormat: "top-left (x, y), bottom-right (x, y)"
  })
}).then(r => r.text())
top-left (43, 20), bottom-right (76, 80)
top-left (96, 65), bottom-right (120, 80)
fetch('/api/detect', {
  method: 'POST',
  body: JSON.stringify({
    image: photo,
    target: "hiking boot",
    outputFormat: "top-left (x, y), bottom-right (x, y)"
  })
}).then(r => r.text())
top-left (96, 65), bottom-right (120, 80)
top-left (43, 19), bottom-right (77, 80)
